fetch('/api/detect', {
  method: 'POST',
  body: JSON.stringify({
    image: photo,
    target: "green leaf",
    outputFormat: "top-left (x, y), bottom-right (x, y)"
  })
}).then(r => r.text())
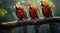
top-left (0, 0), bottom-right (2, 3)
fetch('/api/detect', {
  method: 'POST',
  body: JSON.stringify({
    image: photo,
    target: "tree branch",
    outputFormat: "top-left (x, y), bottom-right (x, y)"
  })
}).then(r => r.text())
top-left (0, 17), bottom-right (60, 29)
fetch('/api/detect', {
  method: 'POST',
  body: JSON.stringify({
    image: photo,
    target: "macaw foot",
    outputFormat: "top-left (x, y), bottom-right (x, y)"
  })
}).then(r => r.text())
top-left (23, 18), bottom-right (26, 21)
top-left (32, 18), bottom-right (38, 23)
top-left (22, 18), bottom-right (30, 22)
top-left (36, 18), bottom-right (40, 21)
top-left (44, 16), bottom-right (48, 19)
top-left (18, 19), bottom-right (22, 22)
top-left (49, 16), bottom-right (53, 20)
top-left (18, 18), bottom-right (26, 22)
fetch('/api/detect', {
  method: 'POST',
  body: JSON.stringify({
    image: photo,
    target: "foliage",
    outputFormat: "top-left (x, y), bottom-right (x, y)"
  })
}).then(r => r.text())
top-left (0, 9), bottom-right (7, 19)
top-left (0, 0), bottom-right (59, 33)
top-left (0, 0), bottom-right (2, 3)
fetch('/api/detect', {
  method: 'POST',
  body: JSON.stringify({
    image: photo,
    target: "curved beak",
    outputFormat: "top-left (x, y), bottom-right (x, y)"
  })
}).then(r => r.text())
top-left (39, 2), bottom-right (41, 6)
top-left (39, 1), bottom-right (44, 6)
top-left (13, 4), bottom-right (16, 9)
top-left (27, 4), bottom-right (31, 8)
top-left (28, 6), bottom-right (29, 8)
top-left (27, 4), bottom-right (32, 8)
top-left (13, 6), bottom-right (16, 9)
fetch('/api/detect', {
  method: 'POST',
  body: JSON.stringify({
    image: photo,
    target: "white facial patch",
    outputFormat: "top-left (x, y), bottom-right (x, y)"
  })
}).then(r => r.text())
top-left (14, 6), bottom-right (16, 9)
top-left (39, 2), bottom-right (41, 6)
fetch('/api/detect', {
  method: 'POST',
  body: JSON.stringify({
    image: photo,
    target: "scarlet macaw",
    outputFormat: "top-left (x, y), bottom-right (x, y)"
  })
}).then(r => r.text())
top-left (13, 4), bottom-right (28, 21)
top-left (40, 1), bottom-right (53, 18)
top-left (28, 4), bottom-right (40, 20)
top-left (28, 4), bottom-right (40, 33)
top-left (39, 1), bottom-right (55, 33)
top-left (13, 4), bottom-right (28, 33)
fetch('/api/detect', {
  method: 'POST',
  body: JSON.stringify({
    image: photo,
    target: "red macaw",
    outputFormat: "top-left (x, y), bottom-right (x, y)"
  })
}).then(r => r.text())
top-left (40, 1), bottom-right (53, 18)
top-left (28, 4), bottom-right (40, 33)
top-left (13, 4), bottom-right (28, 33)
top-left (13, 4), bottom-right (28, 21)
top-left (28, 4), bottom-right (40, 20)
top-left (40, 1), bottom-right (55, 32)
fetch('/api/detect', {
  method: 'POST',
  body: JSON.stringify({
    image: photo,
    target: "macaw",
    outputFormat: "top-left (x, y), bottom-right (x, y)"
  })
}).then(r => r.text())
top-left (40, 1), bottom-right (53, 18)
top-left (40, 1), bottom-right (55, 32)
top-left (13, 4), bottom-right (28, 21)
top-left (28, 4), bottom-right (40, 20)
top-left (13, 4), bottom-right (28, 33)
top-left (27, 4), bottom-right (40, 33)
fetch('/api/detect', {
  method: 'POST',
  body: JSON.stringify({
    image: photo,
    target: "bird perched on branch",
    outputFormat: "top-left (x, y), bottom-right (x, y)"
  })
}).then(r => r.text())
top-left (13, 4), bottom-right (28, 22)
top-left (27, 4), bottom-right (40, 22)
top-left (39, 1), bottom-right (53, 18)
top-left (27, 4), bottom-right (40, 33)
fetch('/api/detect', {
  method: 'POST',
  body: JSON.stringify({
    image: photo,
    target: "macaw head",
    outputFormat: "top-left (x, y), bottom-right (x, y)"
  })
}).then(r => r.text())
top-left (39, 1), bottom-right (44, 6)
top-left (27, 4), bottom-right (32, 9)
top-left (44, 2), bottom-right (49, 7)
top-left (13, 4), bottom-right (23, 9)
top-left (27, 4), bottom-right (36, 9)
top-left (40, 1), bottom-right (48, 7)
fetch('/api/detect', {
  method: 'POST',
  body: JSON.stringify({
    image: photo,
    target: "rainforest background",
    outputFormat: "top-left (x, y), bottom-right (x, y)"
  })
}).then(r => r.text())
top-left (0, 0), bottom-right (60, 33)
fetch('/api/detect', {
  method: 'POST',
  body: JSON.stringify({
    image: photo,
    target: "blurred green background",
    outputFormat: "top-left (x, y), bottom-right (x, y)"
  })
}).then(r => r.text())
top-left (0, 0), bottom-right (60, 33)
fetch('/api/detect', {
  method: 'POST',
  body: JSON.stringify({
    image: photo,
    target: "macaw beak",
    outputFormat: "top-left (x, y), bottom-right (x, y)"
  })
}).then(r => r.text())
top-left (27, 4), bottom-right (32, 8)
top-left (13, 4), bottom-right (16, 9)
top-left (13, 6), bottom-right (16, 9)
top-left (27, 4), bottom-right (30, 6)
top-left (39, 1), bottom-right (44, 6)
top-left (27, 4), bottom-right (30, 8)
top-left (28, 6), bottom-right (30, 8)
top-left (28, 6), bottom-right (29, 8)
top-left (39, 2), bottom-right (42, 6)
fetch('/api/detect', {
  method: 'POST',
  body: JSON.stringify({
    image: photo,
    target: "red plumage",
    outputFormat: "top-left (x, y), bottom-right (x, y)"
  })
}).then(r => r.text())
top-left (14, 4), bottom-right (25, 20)
top-left (29, 8), bottom-right (37, 19)
top-left (16, 7), bottom-right (25, 19)
top-left (40, 1), bottom-right (52, 17)
top-left (42, 6), bottom-right (51, 17)
top-left (28, 4), bottom-right (38, 19)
